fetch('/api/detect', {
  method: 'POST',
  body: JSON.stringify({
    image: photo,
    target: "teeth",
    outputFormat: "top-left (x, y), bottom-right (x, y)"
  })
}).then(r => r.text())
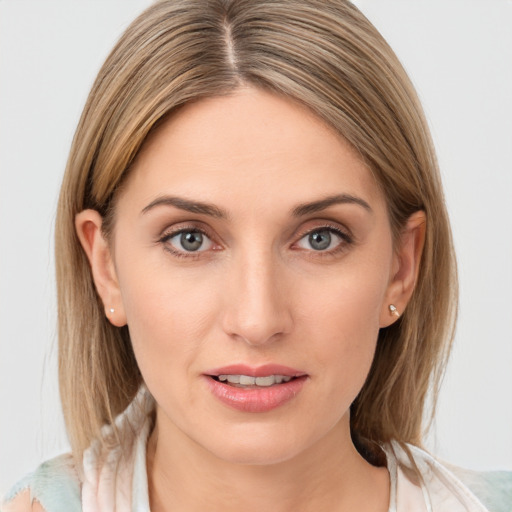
top-left (217, 374), bottom-right (294, 386)
top-left (255, 376), bottom-right (274, 386)
top-left (240, 375), bottom-right (256, 385)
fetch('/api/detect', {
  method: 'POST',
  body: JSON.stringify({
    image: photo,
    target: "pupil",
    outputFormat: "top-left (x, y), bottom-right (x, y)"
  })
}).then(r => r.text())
top-left (181, 231), bottom-right (203, 251)
top-left (309, 230), bottom-right (331, 250)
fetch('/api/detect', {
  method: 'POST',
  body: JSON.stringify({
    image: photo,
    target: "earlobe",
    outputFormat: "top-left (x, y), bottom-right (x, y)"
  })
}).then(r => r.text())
top-left (380, 211), bottom-right (426, 328)
top-left (75, 209), bottom-right (127, 327)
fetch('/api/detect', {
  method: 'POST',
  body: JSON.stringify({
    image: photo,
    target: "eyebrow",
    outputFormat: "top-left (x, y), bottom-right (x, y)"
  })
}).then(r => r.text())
top-left (141, 196), bottom-right (228, 219)
top-left (141, 192), bottom-right (372, 219)
top-left (292, 194), bottom-right (372, 217)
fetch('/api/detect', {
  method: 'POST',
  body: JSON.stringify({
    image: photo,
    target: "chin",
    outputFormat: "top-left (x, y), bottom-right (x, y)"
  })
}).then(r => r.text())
top-left (213, 442), bottom-right (302, 466)
top-left (198, 423), bottom-right (319, 467)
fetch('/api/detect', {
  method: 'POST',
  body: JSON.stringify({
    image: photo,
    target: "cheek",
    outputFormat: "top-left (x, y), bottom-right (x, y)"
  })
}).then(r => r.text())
top-left (115, 253), bottom-right (220, 375)
top-left (296, 253), bottom-right (391, 395)
top-left (297, 255), bottom-right (390, 343)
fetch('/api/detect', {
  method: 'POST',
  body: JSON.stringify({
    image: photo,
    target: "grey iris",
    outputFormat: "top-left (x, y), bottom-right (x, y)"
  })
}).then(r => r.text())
top-left (309, 230), bottom-right (331, 250)
top-left (181, 231), bottom-right (203, 251)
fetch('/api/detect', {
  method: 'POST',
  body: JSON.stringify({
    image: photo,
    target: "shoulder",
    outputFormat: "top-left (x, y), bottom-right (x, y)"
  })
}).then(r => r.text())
top-left (1, 454), bottom-right (81, 512)
top-left (1, 492), bottom-right (45, 512)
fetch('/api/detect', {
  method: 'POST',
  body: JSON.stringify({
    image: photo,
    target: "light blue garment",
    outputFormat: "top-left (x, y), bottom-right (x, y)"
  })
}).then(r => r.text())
top-left (3, 454), bottom-right (81, 512)
top-left (450, 466), bottom-right (512, 512)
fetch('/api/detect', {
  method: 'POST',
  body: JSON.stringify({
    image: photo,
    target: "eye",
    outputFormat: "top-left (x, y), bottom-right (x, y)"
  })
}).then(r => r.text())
top-left (162, 229), bottom-right (214, 254)
top-left (296, 227), bottom-right (349, 252)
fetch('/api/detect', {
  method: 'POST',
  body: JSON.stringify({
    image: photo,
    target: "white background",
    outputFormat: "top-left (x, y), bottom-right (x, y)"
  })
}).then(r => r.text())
top-left (1, 0), bottom-right (511, 495)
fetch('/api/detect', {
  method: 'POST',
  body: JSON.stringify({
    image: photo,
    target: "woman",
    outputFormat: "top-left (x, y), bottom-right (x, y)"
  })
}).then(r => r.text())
top-left (3, 1), bottom-right (510, 511)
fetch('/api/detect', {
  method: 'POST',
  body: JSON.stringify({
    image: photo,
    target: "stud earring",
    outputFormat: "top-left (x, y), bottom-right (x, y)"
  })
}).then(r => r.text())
top-left (109, 308), bottom-right (115, 314)
top-left (389, 304), bottom-right (400, 318)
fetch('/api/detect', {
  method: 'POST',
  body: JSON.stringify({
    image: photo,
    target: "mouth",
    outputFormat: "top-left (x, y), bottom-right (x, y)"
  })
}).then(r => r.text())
top-left (209, 374), bottom-right (298, 388)
top-left (205, 363), bottom-right (307, 387)
top-left (203, 364), bottom-right (308, 412)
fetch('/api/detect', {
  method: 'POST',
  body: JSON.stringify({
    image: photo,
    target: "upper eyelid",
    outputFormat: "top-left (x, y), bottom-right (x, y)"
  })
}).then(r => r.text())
top-left (158, 224), bottom-right (217, 252)
top-left (294, 223), bottom-right (353, 242)
top-left (159, 222), bottom-right (214, 239)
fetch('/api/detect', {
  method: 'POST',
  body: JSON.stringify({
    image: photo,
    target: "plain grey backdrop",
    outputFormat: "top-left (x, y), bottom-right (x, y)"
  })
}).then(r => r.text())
top-left (1, 0), bottom-right (511, 495)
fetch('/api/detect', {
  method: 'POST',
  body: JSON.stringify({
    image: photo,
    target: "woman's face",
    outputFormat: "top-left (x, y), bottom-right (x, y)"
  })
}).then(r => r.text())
top-left (96, 88), bottom-right (406, 464)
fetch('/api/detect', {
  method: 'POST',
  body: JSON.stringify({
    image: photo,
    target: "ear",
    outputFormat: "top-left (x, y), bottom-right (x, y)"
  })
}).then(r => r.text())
top-left (380, 211), bottom-right (426, 327)
top-left (75, 209), bottom-right (127, 327)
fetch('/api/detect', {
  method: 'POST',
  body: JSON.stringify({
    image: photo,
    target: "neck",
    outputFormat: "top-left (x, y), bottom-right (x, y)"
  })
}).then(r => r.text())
top-left (146, 413), bottom-right (389, 512)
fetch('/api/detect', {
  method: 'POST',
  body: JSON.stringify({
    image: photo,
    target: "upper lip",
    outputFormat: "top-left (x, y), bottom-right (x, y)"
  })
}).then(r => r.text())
top-left (205, 364), bottom-right (307, 378)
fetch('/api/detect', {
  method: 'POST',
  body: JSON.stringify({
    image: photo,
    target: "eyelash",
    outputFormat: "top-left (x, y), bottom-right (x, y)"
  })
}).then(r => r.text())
top-left (158, 223), bottom-right (353, 259)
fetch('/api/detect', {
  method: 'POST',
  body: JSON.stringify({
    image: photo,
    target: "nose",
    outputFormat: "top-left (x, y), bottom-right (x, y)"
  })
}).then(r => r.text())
top-left (221, 248), bottom-right (293, 346)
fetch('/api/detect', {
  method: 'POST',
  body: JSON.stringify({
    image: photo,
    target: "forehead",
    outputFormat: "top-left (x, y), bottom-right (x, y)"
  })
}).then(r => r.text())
top-left (121, 87), bottom-right (384, 217)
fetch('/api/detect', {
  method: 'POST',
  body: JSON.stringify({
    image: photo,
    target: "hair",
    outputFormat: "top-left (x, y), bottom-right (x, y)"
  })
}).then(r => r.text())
top-left (56, 0), bottom-right (457, 466)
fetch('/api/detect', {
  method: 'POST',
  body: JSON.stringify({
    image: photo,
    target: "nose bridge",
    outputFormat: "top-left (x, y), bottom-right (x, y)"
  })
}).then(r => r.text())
top-left (222, 242), bottom-right (292, 345)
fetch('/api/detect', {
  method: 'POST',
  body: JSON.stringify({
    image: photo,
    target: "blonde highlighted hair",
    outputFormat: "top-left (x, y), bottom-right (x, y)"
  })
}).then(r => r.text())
top-left (56, 0), bottom-right (457, 464)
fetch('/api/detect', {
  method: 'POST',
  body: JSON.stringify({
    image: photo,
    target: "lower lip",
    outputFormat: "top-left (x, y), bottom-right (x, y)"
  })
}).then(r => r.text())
top-left (204, 376), bottom-right (307, 413)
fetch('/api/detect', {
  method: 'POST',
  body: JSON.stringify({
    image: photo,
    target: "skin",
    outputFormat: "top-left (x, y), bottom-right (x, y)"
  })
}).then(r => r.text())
top-left (76, 87), bottom-right (425, 512)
